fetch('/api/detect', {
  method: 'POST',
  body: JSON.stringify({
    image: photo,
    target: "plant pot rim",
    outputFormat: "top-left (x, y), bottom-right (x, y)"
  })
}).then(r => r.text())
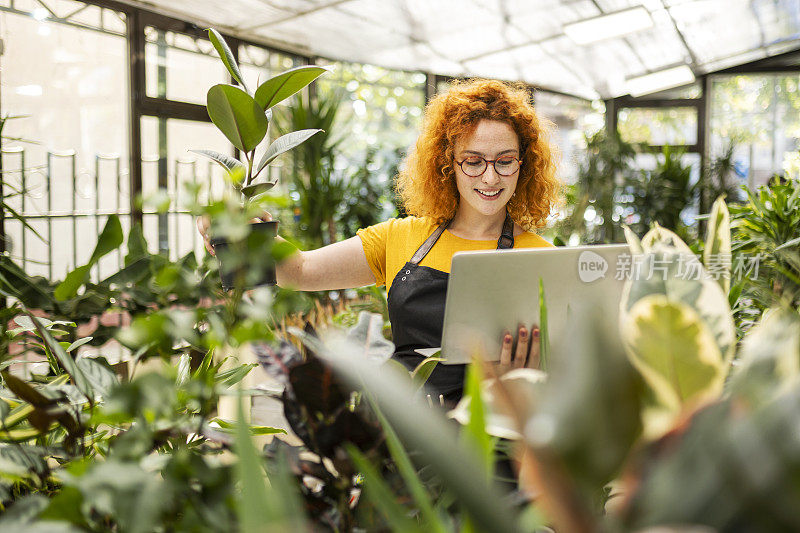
top-left (209, 220), bottom-right (278, 247)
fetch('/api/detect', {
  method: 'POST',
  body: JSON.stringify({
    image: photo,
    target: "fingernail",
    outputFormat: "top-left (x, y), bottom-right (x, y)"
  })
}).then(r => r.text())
top-left (504, 334), bottom-right (512, 344)
top-left (520, 328), bottom-right (527, 338)
top-left (533, 328), bottom-right (540, 338)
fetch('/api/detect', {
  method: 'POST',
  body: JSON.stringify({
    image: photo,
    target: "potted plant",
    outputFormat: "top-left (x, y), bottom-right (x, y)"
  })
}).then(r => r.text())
top-left (192, 29), bottom-right (325, 290)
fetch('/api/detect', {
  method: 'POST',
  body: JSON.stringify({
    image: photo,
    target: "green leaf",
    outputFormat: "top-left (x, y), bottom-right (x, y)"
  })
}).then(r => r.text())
top-left (189, 149), bottom-right (245, 176)
top-left (270, 240), bottom-right (298, 262)
top-left (623, 224), bottom-right (644, 254)
top-left (622, 295), bottom-right (725, 415)
top-left (1, 372), bottom-right (51, 407)
top-left (206, 84), bottom-right (268, 152)
top-left (66, 337), bottom-right (92, 352)
top-left (703, 196), bottom-right (731, 294)
top-left (412, 356), bottom-right (442, 391)
top-left (215, 363), bottom-right (257, 388)
top-left (348, 445), bottom-right (424, 533)
top-left (54, 266), bottom-right (90, 301)
top-left (2, 403), bottom-right (35, 428)
top-left (89, 215), bottom-right (124, 265)
top-left (234, 394), bottom-right (291, 532)
top-left (75, 357), bottom-right (118, 399)
top-left (775, 236), bottom-right (800, 252)
top-left (125, 223), bottom-right (149, 266)
top-left (0, 495), bottom-right (49, 528)
top-left (365, 402), bottom-right (446, 533)
top-left (240, 181), bottom-right (276, 199)
top-left (253, 65), bottom-right (327, 110)
top-left (176, 353), bottom-right (191, 387)
top-left (212, 418), bottom-right (286, 436)
top-left (54, 216), bottom-right (123, 300)
top-left (26, 312), bottom-right (94, 402)
top-left (254, 129), bottom-right (322, 175)
top-left (0, 426), bottom-right (42, 442)
top-left (320, 349), bottom-right (521, 533)
top-left (39, 486), bottom-right (88, 528)
top-left (462, 364), bottom-right (494, 481)
top-left (538, 278), bottom-right (550, 371)
top-left (207, 28), bottom-right (248, 93)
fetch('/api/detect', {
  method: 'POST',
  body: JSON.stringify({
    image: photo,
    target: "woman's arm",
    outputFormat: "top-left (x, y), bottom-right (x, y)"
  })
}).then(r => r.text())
top-left (197, 215), bottom-right (376, 291)
top-left (276, 235), bottom-right (377, 291)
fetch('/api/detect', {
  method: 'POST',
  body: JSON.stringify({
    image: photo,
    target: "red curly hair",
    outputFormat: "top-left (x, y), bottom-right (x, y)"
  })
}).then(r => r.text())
top-left (396, 78), bottom-right (560, 230)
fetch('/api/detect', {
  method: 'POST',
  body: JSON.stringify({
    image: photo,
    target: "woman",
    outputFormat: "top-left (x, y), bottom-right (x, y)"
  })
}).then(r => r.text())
top-left (199, 78), bottom-right (560, 406)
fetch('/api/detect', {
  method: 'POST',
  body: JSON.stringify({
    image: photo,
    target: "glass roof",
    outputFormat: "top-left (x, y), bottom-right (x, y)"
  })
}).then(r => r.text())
top-left (129, 0), bottom-right (800, 98)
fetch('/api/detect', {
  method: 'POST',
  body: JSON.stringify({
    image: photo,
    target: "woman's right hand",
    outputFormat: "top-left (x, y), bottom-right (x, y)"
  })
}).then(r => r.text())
top-left (195, 212), bottom-right (273, 256)
top-left (491, 324), bottom-right (540, 378)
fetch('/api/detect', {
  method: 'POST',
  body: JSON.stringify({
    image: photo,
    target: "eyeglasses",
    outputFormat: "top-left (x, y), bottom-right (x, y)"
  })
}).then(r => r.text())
top-left (455, 155), bottom-right (522, 177)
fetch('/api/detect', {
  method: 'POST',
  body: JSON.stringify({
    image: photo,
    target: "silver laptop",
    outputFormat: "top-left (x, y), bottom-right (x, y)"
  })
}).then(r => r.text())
top-left (438, 244), bottom-right (631, 364)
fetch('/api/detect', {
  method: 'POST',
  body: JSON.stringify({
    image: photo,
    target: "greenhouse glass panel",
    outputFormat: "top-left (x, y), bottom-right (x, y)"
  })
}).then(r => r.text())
top-left (145, 27), bottom-right (228, 106)
top-left (618, 107), bottom-right (698, 146)
top-left (141, 117), bottom-right (231, 261)
top-left (710, 74), bottom-right (800, 189)
top-left (534, 92), bottom-right (605, 184)
top-left (0, 1), bottom-right (129, 281)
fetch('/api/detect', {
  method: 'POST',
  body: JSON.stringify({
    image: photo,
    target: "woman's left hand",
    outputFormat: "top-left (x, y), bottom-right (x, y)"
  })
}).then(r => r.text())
top-left (490, 324), bottom-right (540, 377)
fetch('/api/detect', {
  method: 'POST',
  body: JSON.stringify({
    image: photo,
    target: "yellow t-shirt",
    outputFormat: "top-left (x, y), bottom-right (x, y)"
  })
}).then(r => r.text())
top-left (357, 216), bottom-right (554, 292)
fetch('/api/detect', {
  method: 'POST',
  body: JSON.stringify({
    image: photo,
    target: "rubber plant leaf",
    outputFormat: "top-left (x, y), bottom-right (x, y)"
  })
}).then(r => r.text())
top-left (207, 84), bottom-right (268, 152)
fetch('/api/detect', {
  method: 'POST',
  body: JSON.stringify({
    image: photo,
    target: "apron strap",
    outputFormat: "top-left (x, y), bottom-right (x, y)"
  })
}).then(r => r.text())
top-left (497, 211), bottom-right (515, 249)
top-left (410, 212), bottom-right (515, 265)
top-left (411, 219), bottom-right (451, 265)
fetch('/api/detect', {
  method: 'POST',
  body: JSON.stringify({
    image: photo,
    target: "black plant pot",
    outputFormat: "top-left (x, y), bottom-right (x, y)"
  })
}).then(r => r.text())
top-left (210, 221), bottom-right (279, 291)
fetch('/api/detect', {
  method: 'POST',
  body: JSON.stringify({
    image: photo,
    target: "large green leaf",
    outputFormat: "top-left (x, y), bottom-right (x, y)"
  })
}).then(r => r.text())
top-left (55, 215), bottom-right (123, 300)
top-left (620, 228), bottom-right (737, 364)
top-left (348, 445), bottom-right (425, 533)
top-left (366, 402), bottom-right (446, 533)
top-left (207, 28), bottom-right (248, 93)
top-left (253, 65), bottom-right (327, 110)
top-left (318, 347), bottom-right (521, 533)
top-left (206, 84), bottom-right (268, 152)
top-left (234, 393), bottom-right (305, 532)
top-left (728, 308), bottom-right (800, 404)
top-left (622, 295), bottom-right (725, 416)
top-left (254, 129), bottom-right (322, 175)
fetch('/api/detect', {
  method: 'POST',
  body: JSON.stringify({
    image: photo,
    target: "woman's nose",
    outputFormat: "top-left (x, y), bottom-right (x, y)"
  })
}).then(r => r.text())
top-left (481, 166), bottom-right (501, 185)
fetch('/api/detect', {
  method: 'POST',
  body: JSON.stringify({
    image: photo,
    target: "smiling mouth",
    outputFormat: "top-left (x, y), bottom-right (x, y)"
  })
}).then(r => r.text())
top-left (476, 189), bottom-right (502, 199)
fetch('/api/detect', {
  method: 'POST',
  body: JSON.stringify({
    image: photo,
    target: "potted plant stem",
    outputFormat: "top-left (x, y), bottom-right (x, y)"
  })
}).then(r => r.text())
top-left (192, 28), bottom-right (326, 290)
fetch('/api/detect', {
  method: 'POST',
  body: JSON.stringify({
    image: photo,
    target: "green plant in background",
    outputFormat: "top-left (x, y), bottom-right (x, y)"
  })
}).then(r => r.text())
top-left (338, 147), bottom-right (400, 237)
top-left (565, 129), bottom-right (637, 244)
top-left (274, 88), bottom-right (348, 247)
top-left (704, 140), bottom-right (744, 204)
top-left (731, 176), bottom-right (800, 323)
top-left (627, 146), bottom-right (696, 240)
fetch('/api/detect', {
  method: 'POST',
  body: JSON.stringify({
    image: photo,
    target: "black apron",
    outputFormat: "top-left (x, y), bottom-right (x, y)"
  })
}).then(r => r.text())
top-left (386, 212), bottom-right (515, 406)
